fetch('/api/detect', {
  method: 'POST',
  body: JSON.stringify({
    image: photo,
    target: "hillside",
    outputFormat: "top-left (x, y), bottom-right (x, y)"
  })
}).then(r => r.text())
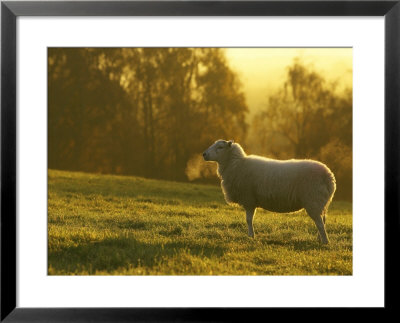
top-left (48, 169), bottom-right (352, 275)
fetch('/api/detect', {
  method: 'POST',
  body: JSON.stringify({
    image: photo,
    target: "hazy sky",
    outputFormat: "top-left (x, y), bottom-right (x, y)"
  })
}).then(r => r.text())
top-left (224, 48), bottom-right (353, 116)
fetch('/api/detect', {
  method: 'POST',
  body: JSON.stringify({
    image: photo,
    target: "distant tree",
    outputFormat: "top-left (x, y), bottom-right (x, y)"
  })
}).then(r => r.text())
top-left (48, 48), bottom-right (248, 181)
top-left (117, 48), bottom-right (248, 180)
top-left (249, 59), bottom-right (352, 200)
top-left (48, 48), bottom-right (142, 174)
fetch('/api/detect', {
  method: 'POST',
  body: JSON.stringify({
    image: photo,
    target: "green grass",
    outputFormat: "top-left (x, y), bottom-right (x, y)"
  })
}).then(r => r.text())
top-left (48, 169), bottom-right (352, 275)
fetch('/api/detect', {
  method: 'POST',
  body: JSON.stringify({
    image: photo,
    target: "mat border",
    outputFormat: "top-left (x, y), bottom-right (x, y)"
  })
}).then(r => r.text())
top-left (1, 1), bottom-right (399, 321)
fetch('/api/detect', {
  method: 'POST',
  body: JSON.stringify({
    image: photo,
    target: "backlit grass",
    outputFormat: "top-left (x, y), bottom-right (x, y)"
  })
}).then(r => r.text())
top-left (48, 169), bottom-right (352, 275)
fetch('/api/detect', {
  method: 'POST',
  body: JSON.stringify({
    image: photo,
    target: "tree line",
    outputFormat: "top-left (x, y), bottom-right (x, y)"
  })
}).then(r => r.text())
top-left (248, 59), bottom-right (352, 200)
top-left (48, 49), bottom-right (352, 200)
top-left (48, 48), bottom-right (248, 181)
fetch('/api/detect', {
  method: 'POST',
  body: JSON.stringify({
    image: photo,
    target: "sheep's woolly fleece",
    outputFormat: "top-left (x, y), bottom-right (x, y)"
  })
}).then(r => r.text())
top-left (203, 140), bottom-right (336, 244)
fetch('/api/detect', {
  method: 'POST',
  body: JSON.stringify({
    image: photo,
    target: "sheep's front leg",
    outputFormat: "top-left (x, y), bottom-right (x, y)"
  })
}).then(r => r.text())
top-left (245, 208), bottom-right (256, 238)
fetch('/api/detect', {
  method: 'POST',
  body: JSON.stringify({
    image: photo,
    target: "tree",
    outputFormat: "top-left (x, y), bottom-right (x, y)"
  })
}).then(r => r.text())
top-left (249, 59), bottom-right (352, 200)
top-left (48, 48), bottom-right (248, 181)
top-left (48, 48), bottom-right (143, 174)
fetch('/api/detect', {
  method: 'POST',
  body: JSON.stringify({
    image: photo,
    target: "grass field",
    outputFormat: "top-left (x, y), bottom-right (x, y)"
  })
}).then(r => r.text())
top-left (48, 169), bottom-right (352, 275)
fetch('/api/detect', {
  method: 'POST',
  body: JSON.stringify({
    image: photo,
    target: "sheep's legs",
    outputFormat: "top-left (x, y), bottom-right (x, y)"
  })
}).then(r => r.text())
top-left (313, 216), bottom-right (329, 245)
top-left (318, 212), bottom-right (327, 242)
top-left (245, 208), bottom-right (256, 238)
top-left (306, 204), bottom-right (330, 244)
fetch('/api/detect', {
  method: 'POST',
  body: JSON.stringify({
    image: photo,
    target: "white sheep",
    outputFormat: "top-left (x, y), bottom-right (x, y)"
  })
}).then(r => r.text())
top-left (203, 139), bottom-right (336, 244)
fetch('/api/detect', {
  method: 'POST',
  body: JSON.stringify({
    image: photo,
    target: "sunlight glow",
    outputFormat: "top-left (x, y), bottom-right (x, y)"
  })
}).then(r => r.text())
top-left (225, 48), bottom-right (353, 116)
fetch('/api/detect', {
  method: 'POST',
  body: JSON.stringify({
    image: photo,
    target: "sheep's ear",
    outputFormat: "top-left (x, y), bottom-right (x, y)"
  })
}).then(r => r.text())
top-left (227, 140), bottom-right (234, 147)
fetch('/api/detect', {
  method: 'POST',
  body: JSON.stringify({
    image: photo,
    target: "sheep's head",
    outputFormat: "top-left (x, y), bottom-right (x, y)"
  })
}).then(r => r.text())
top-left (203, 139), bottom-right (234, 162)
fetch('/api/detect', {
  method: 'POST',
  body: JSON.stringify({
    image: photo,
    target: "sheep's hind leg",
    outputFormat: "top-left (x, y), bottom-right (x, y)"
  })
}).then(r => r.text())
top-left (245, 208), bottom-right (256, 238)
top-left (306, 207), bottom-right (329, 245)
top-left (314, 216), bottom-right (329, 245)
top-left (319, 211), bottom-right (327, 242)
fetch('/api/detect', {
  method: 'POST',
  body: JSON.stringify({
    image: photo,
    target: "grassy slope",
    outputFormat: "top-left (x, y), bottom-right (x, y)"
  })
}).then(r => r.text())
top-left (48, 169), bottom-right (352, 275)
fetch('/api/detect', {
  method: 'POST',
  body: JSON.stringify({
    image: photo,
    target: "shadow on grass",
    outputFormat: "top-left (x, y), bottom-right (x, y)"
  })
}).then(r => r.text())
top-left (48, 236), bottom-right (227, 275)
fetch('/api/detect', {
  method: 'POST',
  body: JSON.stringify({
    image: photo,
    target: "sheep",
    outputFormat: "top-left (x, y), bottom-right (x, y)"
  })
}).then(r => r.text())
top-left (202, 139), bottom-right (336, 244)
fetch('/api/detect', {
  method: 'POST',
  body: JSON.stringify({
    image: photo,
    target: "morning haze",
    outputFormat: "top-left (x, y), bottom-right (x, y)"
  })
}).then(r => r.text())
top-left (225, 48), bottom-right (352, 118)
top-left (48, 47), bottom-right (353, 275)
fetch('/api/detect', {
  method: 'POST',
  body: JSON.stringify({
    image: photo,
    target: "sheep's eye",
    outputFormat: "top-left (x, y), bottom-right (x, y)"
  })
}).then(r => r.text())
top-left (217, 146), bottom-right (223, 150)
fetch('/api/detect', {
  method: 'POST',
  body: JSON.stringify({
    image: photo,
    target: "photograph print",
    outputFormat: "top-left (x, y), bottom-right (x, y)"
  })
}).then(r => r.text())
top-left (48, 47), bottom-right (352, 275)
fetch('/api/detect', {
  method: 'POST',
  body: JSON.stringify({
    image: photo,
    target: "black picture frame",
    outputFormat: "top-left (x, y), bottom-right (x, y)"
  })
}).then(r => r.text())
top-left (1, 1), bottom-right (399, 321)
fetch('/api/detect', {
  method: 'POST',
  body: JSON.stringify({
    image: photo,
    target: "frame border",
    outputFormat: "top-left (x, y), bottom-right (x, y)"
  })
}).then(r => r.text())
top-left (1, 1), bottom-right (399, 321)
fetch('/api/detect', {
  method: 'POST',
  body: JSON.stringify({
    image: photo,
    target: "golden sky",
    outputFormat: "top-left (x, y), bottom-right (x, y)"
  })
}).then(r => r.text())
top-left (225, 48), bottom-right (353, 116)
